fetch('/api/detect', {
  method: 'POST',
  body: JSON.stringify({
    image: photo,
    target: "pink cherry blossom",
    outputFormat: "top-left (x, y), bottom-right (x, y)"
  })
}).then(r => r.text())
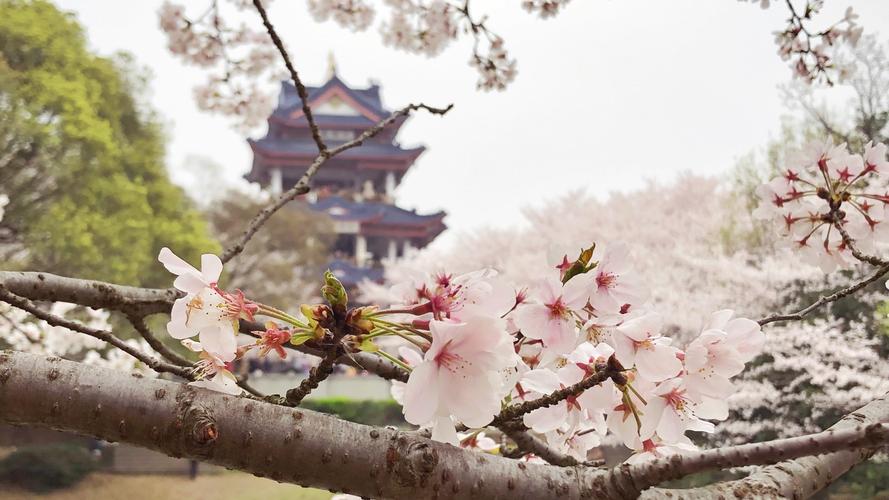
top-left (641, 378), bottom-right (715, 443)
top-left (458, 431), bottom-right (499, 453)
top-left (402, 316), bottom-right (516, 438)
top-left (754, 140), bottom-right (889, 273)
top-left (512, 275), bottom-right (593, 356)
top-left (588, 243), bottom-right (648, 314)
top-left (625, 436), bottom-right (698, 465)
top-left (611, 313), bottom-right (682, 382)
top-left (864, 141), bottom-right (889, 175)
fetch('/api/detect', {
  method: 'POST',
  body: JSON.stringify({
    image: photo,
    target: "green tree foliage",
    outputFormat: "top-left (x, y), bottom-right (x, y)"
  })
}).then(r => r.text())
top-left (0, 0), bottom-right (217, 287)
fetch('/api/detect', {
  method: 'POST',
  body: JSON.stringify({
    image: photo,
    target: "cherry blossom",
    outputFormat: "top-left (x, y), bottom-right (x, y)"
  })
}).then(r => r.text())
top-left (588, 243), bottom-right (648, 314)
top-left (625, 436), bottom-right (697, 465)
top-left (754, 140), bottom-right (889, 272)
top-left (458, 431), bottom-right (499, 453)
top-left (158, 248), bottom-right (242, 358)
top-left (610, 313), bottom-right (682, 383)
top-left (254, 322), bottom-right (292, 359)
top-left (641, 378), bottom-right (715, 443)
top-left (402, 316), bottom-right (516, 437)
top-left (182, 339), bottom-right (242, 395)
top-left (512, 275), bottom-right (593, 356)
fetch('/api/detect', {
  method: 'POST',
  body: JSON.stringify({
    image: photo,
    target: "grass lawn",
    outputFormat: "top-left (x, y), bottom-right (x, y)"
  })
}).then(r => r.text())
top-left (0, 472), bottom-right (334, 500)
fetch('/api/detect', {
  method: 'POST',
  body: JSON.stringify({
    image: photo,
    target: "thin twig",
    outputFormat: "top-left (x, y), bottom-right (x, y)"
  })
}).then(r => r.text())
top-left (833, 219), bottom-right (888, 266)
top-left (0, 287), bottom-right (193, 379)
top-left (236, 373), bottom-right (265, 398)
top-left (251, 0), bottom-right (326, 153)
top-left (758, 261), bottom-right (889, 325)
top-left (493, 363), bottom-right (622, 425)
top-left (127, 314), bottom-right (192, 367)
top-left (498, 422), bottom-right (580, 466)
top-left (282, 348), bottom-right (338, 406)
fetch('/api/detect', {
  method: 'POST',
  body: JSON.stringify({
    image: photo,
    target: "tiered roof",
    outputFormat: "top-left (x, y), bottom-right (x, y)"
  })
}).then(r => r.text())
top-left (246, 71), bottom-right (447, 290)
top-left (310, 196), bottom-right (446, 242)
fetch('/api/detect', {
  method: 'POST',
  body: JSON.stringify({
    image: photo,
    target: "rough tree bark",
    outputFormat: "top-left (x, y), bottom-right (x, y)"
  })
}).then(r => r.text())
top-left (643, 390), bottom-right (889, 499)
top-left (2, 351), bottom-right (888, 499)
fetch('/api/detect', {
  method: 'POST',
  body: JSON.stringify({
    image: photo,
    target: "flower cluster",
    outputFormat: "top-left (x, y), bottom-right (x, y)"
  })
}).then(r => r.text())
top-left (753, 140), bottom-right (889, 272)
top-left (741, 0), bottom-right (863, 84)
top-left (381, 243), bottom-right (764, 462)
top-left (308, 0), bottom-right (375, 30)
top-left (364, 175), bottom-right (814, 339)
top-left (158, 248), bottom-right (317, 394)
top-left (158, 1), bottom-right (282, 129)
top-left (521, 0), bottom-right (571, 19)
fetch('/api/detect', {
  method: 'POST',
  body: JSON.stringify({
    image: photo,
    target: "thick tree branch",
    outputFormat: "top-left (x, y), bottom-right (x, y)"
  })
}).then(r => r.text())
top-left (642, 390), bottom-right (889, 499)
top-left (617, 423), bottom-right (889, 497)
top-left (0, 288), bottom-right (192, 379)
top-left (0, 271), bottom-right (176, 316)
top-left (0, 272), bottom-right (408, 382)
top-left (0, 351), bottom-right (633, 499)
top-left (3, 353), bottom-right (886, 498)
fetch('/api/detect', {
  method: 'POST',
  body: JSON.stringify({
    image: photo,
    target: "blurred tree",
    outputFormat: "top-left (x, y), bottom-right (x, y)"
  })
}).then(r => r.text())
top-left (783, 34), bottom-right (889, 148)
top-left (0, 0), bottom-right (217, 287)
top-left (207, 192), bottom-right (335, 306)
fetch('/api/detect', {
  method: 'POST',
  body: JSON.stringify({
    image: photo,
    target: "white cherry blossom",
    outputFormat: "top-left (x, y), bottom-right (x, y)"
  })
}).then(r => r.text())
top-left (611, 313), bottom-right (682, 383)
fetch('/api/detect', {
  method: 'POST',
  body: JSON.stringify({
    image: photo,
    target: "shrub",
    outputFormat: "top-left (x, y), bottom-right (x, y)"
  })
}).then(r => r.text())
top-left (0, 442), bottom-right (96, 492)
top-left (303, 398), bottom-right (405, 427)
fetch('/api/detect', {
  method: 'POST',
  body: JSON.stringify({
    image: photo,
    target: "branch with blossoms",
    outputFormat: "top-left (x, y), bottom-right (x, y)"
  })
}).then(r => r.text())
top-left (741, 0), bottom-right (863, 85)
top-left (3, 218), bottom-right (889, 495)
top-left (3, 351), bottom-right (889, 499)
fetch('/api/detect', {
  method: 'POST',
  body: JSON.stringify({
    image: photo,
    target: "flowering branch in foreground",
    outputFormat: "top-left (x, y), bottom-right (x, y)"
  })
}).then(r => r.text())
top-left (3, 351), bottom-right (888, 499)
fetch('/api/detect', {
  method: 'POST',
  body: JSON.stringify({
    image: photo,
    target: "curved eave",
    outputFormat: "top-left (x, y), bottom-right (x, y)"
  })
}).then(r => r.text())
top-left (249, 140), bottom-right (425, 164)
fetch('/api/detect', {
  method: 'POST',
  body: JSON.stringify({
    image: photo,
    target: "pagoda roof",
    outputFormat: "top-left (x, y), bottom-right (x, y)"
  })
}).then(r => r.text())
top-left (310, 196), bottom-right (445, 228)
top-left (250, 137), bottom-right (424, 162)
top-left (272, 75), bottom-right (390, 127)
top-left (328, 259), bottom-right (385, 288)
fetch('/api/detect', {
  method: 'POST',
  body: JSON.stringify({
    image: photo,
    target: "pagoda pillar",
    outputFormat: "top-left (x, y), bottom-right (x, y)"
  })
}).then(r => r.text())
top-left (269, 167), bottom-right (283, 195)
top-left (387, 239), bottom-right (398, 261)
top-left (356, 235), bottom-right (369, 267)
top-left (402, 239), bottom-right (413, 256)
top-left (385, 171), bottom-right (396, 197)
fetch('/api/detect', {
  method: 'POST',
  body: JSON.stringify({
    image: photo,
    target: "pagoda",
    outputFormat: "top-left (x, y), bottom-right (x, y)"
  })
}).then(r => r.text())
top-left (246, 66), bottom-right (447, 288)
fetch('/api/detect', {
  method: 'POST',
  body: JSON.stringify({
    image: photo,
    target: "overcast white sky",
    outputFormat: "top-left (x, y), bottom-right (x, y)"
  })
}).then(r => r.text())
top-left (55, 1), bottom-right (889, 249)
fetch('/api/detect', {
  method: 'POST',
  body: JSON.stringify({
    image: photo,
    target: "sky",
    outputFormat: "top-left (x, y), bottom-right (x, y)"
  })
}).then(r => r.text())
top-left (55, 0), bottom-right (889, 249)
